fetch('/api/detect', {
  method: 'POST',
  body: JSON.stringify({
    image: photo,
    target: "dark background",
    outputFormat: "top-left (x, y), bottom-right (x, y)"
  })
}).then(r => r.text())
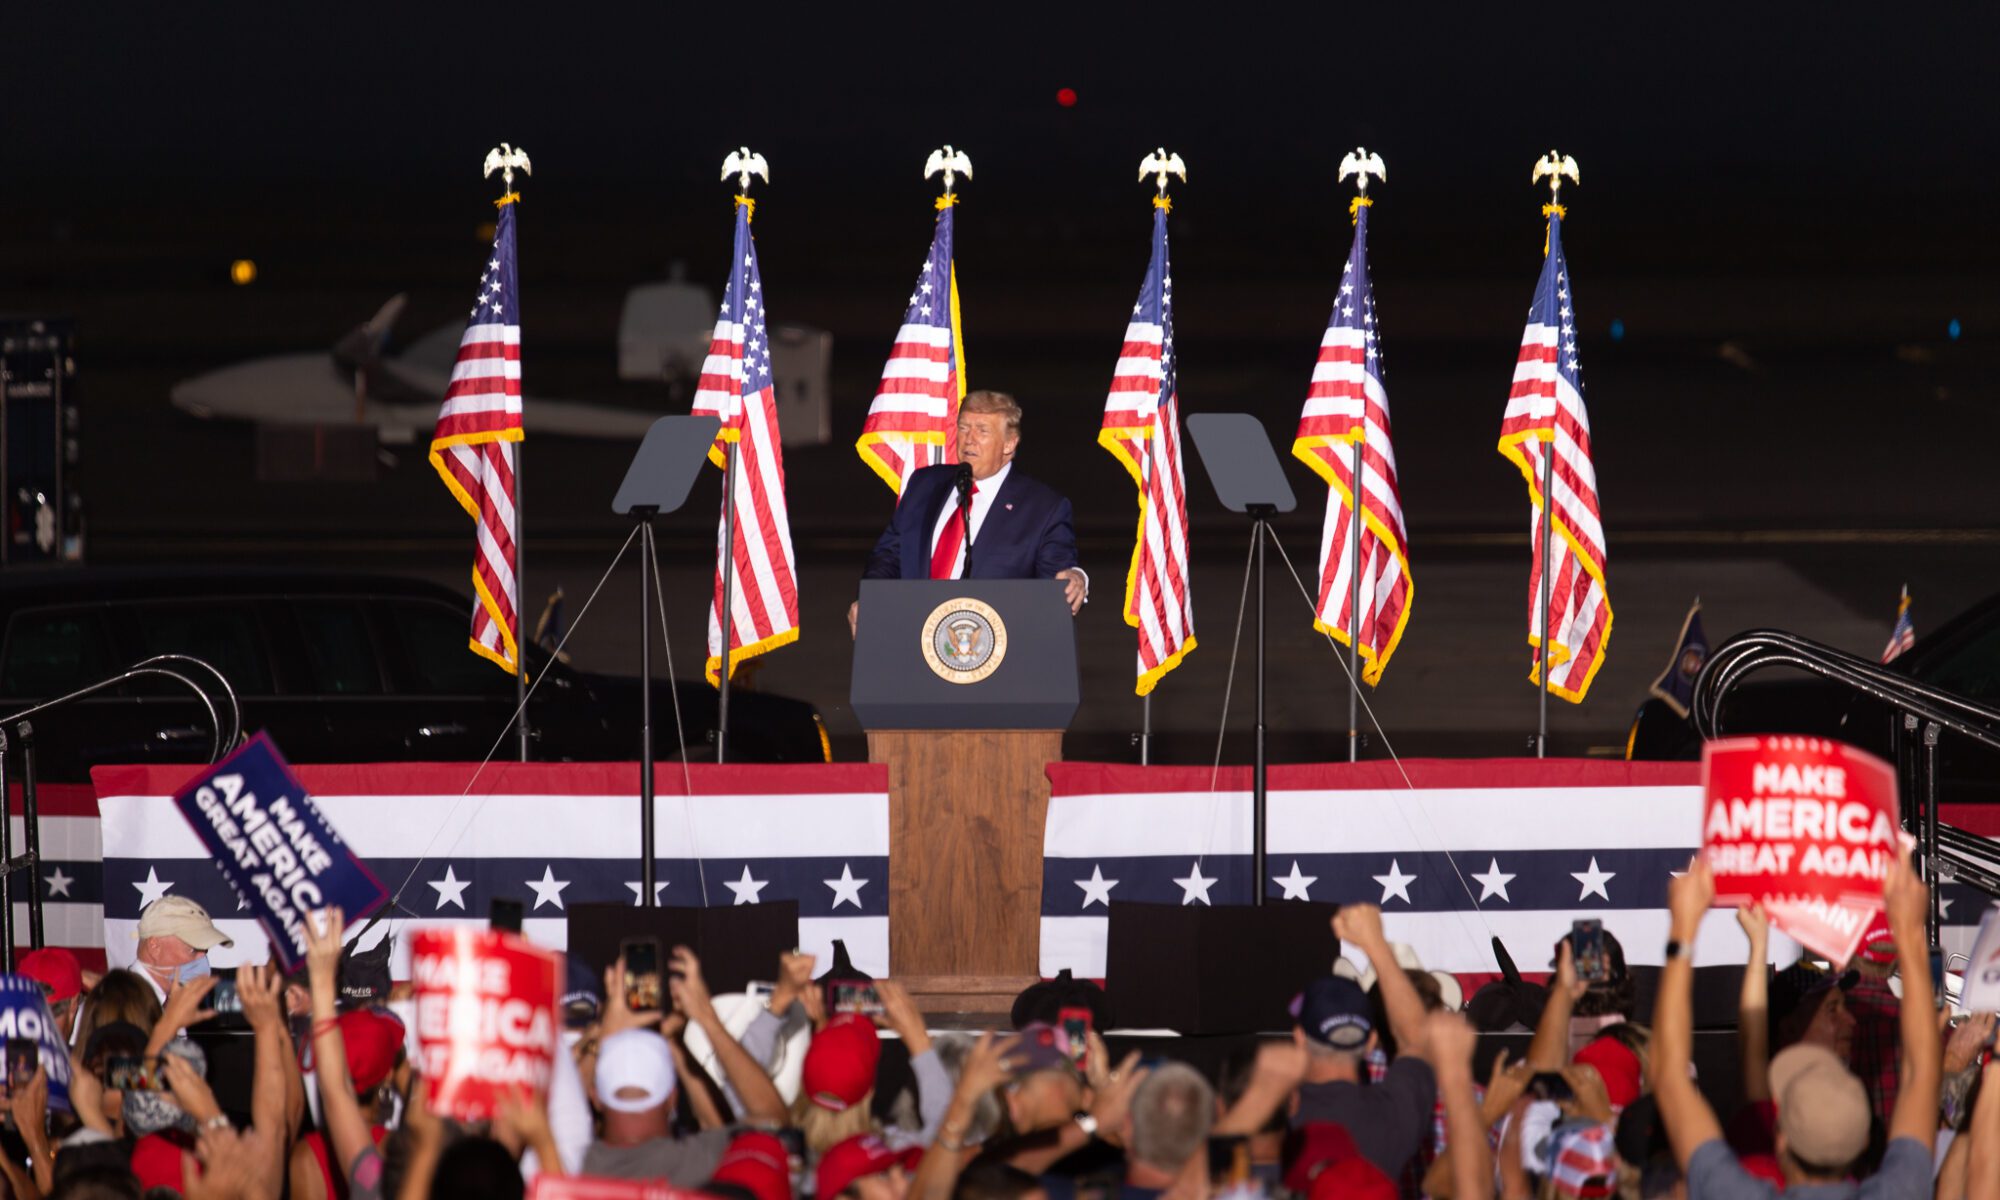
top-left (2, 4), bottom-right (1996, 761)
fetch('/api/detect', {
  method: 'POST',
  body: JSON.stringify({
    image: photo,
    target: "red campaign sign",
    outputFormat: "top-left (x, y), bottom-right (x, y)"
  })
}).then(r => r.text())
top-left (528, 1177), bottom-right (709, 1200)
top-left (411, 927), bottom-right (561, 1121)
top-left (1702, 736), bottom-right (1902, 965)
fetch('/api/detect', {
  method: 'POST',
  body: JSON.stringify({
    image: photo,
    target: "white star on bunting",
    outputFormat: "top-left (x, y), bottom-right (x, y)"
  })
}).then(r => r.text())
top-left (428, 866), bottom-right (471, 911)
top-left (625, 880), bottom-right (669, 906)
top-left (1075, 865), bottom-right (1119, 909)
top-left (1173, 861), bottom-right (1218, 906)
top-left (133, 867), bottom-right (174, 908)
top-left (725, 865), bottom-right (768, 906)
top-left (44, 868), bottom-right (73, 899)
top-left (1373, 859), bottom-right (1417, 905)
top-left (1272, 861), bottom-right (1317, 901)
top-left (525, 866), bottom-right (570, 911)
top-left (824, 864), bottom-right (869, 910)
top-left (1571, 857), bottom-right (1616, 902)
top-left (1471, 858), bottom-right (1516, 903)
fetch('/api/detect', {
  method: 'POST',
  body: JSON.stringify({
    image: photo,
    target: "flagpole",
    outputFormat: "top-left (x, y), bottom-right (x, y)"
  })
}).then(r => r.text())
top-left (717, 440), bottom-right (738, 765)
top-left (1348, 439), bottom-right (1364, 762)
top-left (483, 145), bottom-right (533, 764)
top-left (1537, 439), bottom-right (1554, 758)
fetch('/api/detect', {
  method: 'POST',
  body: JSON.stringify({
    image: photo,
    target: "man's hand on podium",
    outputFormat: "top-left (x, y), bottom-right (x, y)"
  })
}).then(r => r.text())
top-left (1056, 569), bottom-right (1087, 614)
top-left (848, 600), bottom-right (860, 640)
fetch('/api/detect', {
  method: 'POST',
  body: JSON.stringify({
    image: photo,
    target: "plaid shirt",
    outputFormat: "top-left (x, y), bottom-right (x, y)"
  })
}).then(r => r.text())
top-left (1366, 1050), bottom-right (1482, 1200)
top-left (1846, 976), bottom-right (1900, 1124)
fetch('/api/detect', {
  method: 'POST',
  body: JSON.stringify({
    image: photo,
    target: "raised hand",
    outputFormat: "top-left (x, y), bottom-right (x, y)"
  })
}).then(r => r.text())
top-left (1882, 847), bottom-right (1930, 935)
top-left (1332, 903), bottom-right (1386, 949)
top-left (1667, 857), bottom-right (1715, 936)
top-left (1736, 903), bottom-right (1770, 944)
top-left (161, 976), bottom-right (220, 1034)
top-left (163, 1052), bottom-right (226, 1126)
top-left (237, 962), bottom-right (285, 1033)
top-left (955, 1031), bottom-right (1022, 1100)
top-left (667, 946), bottom-right (715, 1025)
top-left (768, 951), bottom-right (817, 1016)
top-left (1424, 1011), bottom-right (1478, 1076)
top-left (304, 906), bottom-right (347, 989)
top-left (1087, 1050), bottom-right (1149, 1145)
top-left (600, 959), bottom-right (664, 1038)
top-left (875, 980), bottom-right (930, 1053)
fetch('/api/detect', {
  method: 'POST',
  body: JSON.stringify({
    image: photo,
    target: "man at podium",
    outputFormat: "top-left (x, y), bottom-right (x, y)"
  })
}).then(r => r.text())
top-left (849, 391), bottom-right (1088, 635)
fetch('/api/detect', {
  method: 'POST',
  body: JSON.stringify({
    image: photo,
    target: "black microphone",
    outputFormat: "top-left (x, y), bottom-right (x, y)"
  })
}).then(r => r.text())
top-left (955, 464), bottom-right (975, 576)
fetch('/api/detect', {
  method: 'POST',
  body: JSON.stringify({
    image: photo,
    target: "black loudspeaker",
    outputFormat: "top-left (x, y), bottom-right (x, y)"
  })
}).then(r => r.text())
top-left (565, 901), bottom-right (799, 995)
top-left (1104, 900), bottom-right (1340, 1034)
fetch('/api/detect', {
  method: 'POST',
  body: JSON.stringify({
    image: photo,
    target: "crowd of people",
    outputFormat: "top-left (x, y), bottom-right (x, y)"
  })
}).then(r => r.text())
top-left (0, 845), bottom-right (1993, 1199)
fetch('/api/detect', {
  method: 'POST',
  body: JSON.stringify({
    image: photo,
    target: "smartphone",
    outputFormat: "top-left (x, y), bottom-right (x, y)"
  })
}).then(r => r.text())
top-left (1058, 1006), bottom-right (1093, 1070)
top-left (107, 1056), bottom-right (168, 1092)
top-left (745, 980), bottom-right (777, 1003)
top-left (1570, 919), bottom-right (1609, 983)
top-left (5, 1039), bottom-right (35, 1089)
top-left (1528, 1071), bottom-right (1575, 1102)
top-left (828, 979), bottom-right (883, 1017)
top-left (208, 977), bottom-right (241, 1016)
top-left (1930, 949), bottom-right (1948, 1011)
top-left (621, 937), bottom-right (663, 1012)
top-left (490, 897), bottom-right (525, 935)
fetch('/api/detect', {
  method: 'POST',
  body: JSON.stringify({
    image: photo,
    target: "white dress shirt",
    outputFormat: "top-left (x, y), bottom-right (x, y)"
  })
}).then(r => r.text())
top-left (928, 461), bottom-right (1012, 579)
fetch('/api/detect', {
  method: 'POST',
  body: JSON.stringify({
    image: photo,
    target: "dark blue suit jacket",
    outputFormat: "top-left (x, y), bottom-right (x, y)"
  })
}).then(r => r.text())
top-left (863, 463), bottom-right (1079, 580)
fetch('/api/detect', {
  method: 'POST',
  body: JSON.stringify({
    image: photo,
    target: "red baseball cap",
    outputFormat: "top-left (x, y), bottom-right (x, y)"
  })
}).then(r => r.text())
top-left (1309, 1158), bottom-right (1397, 1200)
top-left (1574, 1036), bottom-right (1643, 1110)
top-left (802, 1015), bottom-right (881, 1112)
top-left (1857, 912), bottom-right (1896, 966)
top-left (816, 1134), bottom-right (918, 1200)
top-left (17, 948), bottom-right (82, 1004)
top-left (300, 1009), bottom-right (405, 1092)
top-left (1284, 1122), bottom-right (1366, 1195)
top-left (709, 1130), bottom-right (791, 1200)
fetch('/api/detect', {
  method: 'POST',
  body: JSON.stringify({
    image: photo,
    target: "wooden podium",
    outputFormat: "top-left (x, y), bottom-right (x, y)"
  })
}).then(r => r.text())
top-left (851, 580), bottom-right (1079, 1013)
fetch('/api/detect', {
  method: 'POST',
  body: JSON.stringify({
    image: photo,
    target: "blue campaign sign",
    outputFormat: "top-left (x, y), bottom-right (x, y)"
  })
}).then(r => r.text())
top-left (173, 733), bottom-right (388, 972)
top-left (0, 974), bottom-right (72, 1111)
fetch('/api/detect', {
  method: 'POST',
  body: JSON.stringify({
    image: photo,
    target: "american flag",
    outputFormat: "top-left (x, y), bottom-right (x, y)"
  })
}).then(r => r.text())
top-left (1881, 585), bottom-right (1916, 663)
top-left (855, 199), bottom-right (964, 494)
top-left (1099, 202), bottom-right (1195, 696)
top-left (1497, 211), bottom-right (1612, 703)
top-left (691, 199), bottom-right (800, 684)
top-left (1291, 200), bottom-right (1412, 685)
top-left (427, 200), bottom-right (524, 674)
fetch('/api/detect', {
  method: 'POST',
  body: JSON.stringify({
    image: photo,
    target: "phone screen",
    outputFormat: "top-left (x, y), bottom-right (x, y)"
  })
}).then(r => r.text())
top-left (621, 938), bottom-right (663, 1012)
top-left (829, 980), bottom-right (883, 1016)
top-left (107, 1056), bottom-right (168, 1092)
top-left (5, 1039), bottom-right (35, 1088)
top-left (209, 978), bottom-right (241, 1015)
top-left (1570, 919), bottom-right (1608, 983)
top-left (1058, 1006), bottom-right (1092, 1069)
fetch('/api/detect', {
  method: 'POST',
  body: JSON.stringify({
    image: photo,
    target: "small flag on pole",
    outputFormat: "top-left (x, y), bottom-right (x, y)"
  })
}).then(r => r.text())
top-left (1291, 188), bottom-right (1412, 685)
top-left (1648, 598), bottom-right (1708, 718)
top-left (1881, 585), bottom-right (1916, 664)
top-left (690, 174), bottom-right (801, 685)
top-left (428, 192), bottom-right (525, 675)
top-left (856, 150), bottom-right (970, 495)
top-left (1100, 153), bottom-right (1195, 696)
top-left (1497, 192), bottom-right (1612, 703)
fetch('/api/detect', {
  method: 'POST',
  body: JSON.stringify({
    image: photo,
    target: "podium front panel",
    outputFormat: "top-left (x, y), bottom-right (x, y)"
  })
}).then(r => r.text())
top-left (851, 580), bottom-right (1079, 731)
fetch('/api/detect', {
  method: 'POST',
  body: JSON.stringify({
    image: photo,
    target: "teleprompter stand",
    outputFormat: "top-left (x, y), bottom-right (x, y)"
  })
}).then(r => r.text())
top-left (1186, 413), bottom-right (1296, 906)
top-left (612, 415), bottom-right (720, 908)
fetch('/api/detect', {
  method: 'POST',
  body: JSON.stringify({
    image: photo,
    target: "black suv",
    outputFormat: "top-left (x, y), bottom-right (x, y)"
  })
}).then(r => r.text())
top-left (0, 567), bottom-right (827, 780)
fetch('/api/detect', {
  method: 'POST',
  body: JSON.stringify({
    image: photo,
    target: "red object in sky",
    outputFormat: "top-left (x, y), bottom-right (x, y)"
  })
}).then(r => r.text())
top-left (1056, 87), bottom-right (1078, 107)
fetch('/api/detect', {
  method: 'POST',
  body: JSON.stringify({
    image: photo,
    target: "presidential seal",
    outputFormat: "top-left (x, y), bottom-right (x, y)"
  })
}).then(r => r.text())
top-left (921, 597), bottom-right (1007, 684)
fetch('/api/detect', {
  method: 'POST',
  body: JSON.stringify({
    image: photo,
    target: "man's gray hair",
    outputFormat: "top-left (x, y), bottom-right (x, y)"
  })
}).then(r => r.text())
top-left (960, 390), bottom-right (1022, 437)
top-left (1128, 1062), bottom-right (1214, 1174)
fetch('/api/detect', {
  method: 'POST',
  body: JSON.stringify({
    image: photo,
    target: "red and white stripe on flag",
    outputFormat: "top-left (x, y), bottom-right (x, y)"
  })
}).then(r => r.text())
top-left (1498, 324), bottom-right (1611, 703)
top-left (856, 205), bottom-right (964, 495)
top-left (690, 201), bottom-right (800, 685)
top-left (1099, 218), bottom-right (1195, 696)
top-left (428, 204), bottom-right (524, 675)
top-left (1291, 216), bottom-right (1412, 685)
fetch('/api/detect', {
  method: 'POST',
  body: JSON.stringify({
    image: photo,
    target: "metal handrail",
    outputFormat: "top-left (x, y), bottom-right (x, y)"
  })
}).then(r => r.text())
top-left (0, 655), bottom-right (241, 968)
top-left (1692, 629), bottom-right (2000, 943)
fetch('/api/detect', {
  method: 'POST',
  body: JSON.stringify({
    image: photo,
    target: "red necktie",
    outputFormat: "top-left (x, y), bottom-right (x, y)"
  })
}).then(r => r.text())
top-left (929, 481), bottom-right (978, 579)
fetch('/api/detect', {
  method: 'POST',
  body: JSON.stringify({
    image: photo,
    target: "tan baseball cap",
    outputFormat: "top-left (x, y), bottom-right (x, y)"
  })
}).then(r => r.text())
top-left (1770, 1043), bottom-right (1870, 1167)
top-left (134, 896), bottom-right (234, 951)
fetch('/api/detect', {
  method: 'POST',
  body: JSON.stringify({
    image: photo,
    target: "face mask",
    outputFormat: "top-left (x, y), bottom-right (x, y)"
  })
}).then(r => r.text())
top-left (172, 958), bottom-right (211, 985)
